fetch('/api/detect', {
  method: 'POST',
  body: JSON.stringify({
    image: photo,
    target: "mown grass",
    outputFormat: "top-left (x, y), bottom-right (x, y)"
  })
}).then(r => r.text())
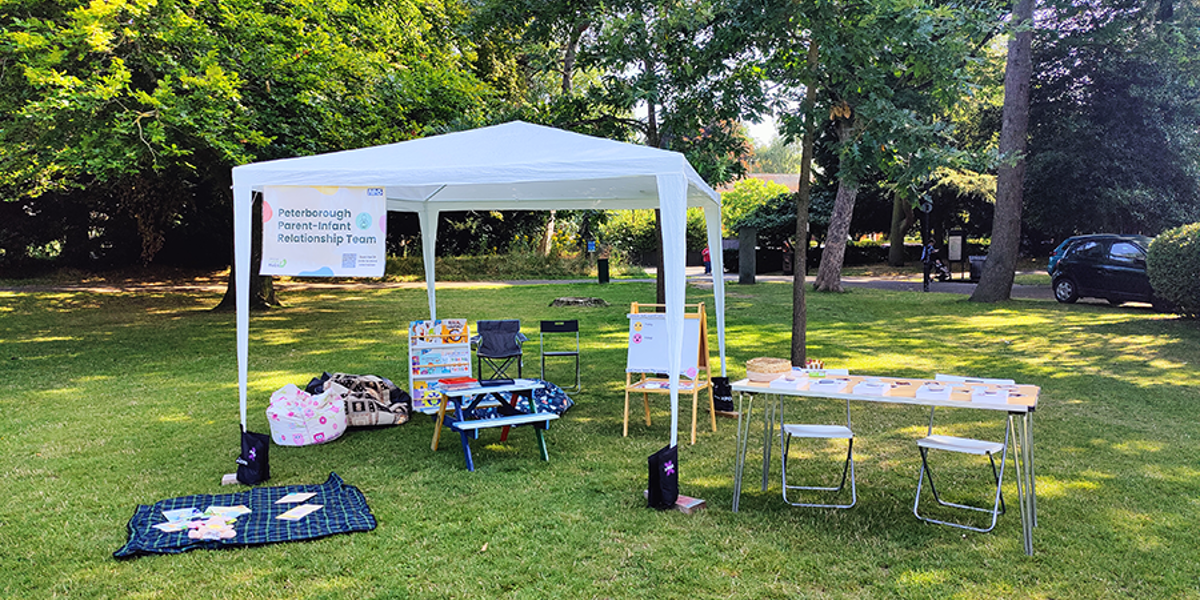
top-left (2, 279), bottom-right (1198, 598)
top-left (384, 253), bottom-right (648, 282)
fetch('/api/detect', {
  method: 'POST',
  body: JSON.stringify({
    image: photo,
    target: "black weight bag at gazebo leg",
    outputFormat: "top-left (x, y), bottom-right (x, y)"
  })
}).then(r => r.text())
top-left (647, 445), bottom-right (679, 510)
top-left (711, 376), bottom-right (734, 413)
top-left (236, 429), bottom-right (271, 485)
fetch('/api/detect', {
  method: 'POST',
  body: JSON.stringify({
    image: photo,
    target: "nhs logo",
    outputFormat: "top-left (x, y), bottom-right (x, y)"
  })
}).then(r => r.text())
top-left (366, 188), bottom-right (384, 197)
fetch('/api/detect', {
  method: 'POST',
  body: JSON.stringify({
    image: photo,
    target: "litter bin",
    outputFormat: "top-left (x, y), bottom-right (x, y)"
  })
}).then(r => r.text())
top-left (597, 258), bottom-right (610, 284)
top-left (969, 255), bottom-right (987, 281)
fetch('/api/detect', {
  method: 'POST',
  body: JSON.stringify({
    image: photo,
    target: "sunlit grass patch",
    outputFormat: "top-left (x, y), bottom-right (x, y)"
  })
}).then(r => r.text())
top-left (1, 280), bottom-right (1198, 598)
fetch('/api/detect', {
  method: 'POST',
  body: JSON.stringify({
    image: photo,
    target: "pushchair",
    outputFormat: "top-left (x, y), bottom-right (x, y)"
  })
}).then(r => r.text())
top-left (932, 258), bottom-right (952, 281)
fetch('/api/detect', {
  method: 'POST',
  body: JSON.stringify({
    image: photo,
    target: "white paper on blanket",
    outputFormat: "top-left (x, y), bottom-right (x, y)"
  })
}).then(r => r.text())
top-left (266, 382), bottom-right (348, 446)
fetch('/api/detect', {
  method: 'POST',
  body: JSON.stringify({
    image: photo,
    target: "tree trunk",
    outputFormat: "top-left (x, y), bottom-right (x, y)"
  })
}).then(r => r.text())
top-left (540, 210), bottom-right (557, 256)
top-left (790, 40), bottom-right (819, 366)
top-left (971, 0), bottom-right (1033, 303)
top-left (813, 179), bottom-right (859, 292)
top-left (561, 22), bottom-right (588, 94)
top-left (214, 192), bottom-right (281, 312)
top-left (814, 118), bottom-right (858, 292)
top-left (887, 196), bottom-right (915, 266)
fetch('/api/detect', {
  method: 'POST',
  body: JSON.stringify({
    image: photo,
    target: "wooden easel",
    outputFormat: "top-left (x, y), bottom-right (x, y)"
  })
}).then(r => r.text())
top-left (623, 302), bottom-right (715, 445)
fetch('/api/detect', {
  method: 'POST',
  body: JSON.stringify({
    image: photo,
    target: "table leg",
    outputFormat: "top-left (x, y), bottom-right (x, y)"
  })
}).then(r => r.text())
top-left (733, 391), bottom-right (756, 513)
top-left (761, 393), bottom-right (777, 492)
top-left (1011, 413), bottom-right (1033, 555)
top-left (500, 391), bottom-right (521, 442)
top-left (457, 402), bottom-right (475, 471)
top-left (432, 395), bottom-right (450, 451)
top-left (530, 390), bottom-right (550, 461)
top-left (1027, 411), bottom-right (1038, 527)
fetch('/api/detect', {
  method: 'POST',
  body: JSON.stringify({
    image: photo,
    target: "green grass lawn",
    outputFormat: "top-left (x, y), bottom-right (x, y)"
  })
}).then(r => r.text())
top-left (2, 279), bottom-right (1198, 598)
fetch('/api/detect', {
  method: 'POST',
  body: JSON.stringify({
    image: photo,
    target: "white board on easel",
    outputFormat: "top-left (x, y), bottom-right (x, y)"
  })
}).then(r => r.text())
top-left (626, 313), bottom-right (702, 378)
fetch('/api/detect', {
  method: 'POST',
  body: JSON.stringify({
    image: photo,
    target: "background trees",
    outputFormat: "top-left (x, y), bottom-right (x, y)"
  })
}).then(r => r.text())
top-left (1, 0), bottom-right (490, 272)
top-left (3, 0), bottom-right (1199, 287)
top-left (1023, 0), bottom-right (1200, 247)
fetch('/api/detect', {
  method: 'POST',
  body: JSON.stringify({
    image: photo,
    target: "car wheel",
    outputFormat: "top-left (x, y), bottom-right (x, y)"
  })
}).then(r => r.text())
top-left (1053, 277), bottom-right (1079, 303)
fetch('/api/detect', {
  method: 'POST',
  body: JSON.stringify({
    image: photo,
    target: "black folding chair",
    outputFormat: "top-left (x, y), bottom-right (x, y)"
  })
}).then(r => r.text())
top-left (539, 320), bottom-right (581, 392)
top-left (472, 320), bottom-right (526, 381)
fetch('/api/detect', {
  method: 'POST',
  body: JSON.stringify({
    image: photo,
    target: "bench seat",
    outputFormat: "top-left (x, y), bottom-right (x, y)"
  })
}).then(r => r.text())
top-left (450, 412), bottom-right (558, 432)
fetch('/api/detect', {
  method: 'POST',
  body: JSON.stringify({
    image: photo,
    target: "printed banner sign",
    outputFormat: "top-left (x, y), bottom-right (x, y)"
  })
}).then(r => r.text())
top-left (260, 186), bottom-right (386, 277)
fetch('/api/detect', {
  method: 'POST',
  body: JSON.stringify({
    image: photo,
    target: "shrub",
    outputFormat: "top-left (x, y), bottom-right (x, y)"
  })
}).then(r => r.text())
top-left (384, 252), bottom-right (592, 281)
top-left (1147, 222), bottom-right (1200, 318)
top-left (598, 209), bottom-right (707, 258)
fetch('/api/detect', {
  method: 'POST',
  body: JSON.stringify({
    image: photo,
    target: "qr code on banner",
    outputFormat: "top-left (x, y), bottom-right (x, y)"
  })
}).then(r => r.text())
top-left (342, 253), bottom-right (357, 269)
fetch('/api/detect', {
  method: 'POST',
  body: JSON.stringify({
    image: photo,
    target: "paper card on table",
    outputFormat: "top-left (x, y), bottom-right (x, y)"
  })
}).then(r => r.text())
top-left (770, 374), bottom-right (811, 391)
top-left (162, 507), bottom-right (203, 522)
top-left (275, 492), bottom-right (317, 504)
top-left (971, 388), bottom-right (1010, 402)
top-left (915, 383), bottom-right (951, 401)
top-left (852, 379), bottom-right (891, 396)
top-left (276, 504), bottom-right (323, 521)
top-left (808, 378), bottom-right (849, 393)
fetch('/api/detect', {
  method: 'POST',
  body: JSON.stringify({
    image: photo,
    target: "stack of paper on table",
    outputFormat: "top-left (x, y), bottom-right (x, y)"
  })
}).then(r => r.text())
top-left (808, 378), bottom-right (849, 393)
top-left (970, 387), bottom-right (1010, 402)
top-left (769, 373), bottom-right (811, 391)
top-left (852, 379), bottom-right (891, 396)
top-left (915, 382), bottom-right (952, 401)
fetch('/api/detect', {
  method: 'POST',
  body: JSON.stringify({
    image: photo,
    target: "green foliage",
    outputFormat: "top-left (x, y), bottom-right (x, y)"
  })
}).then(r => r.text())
top-left (0, 0), bottom-right (493, 266)
top-left (750, 136), bottom-right (803, 173)
top-left (598, 208), bottom-right (707, 259)
top-left (1147, 222), bottom-right (1200, 318)
top-left (720, 178), bottom-right (792, 237)
top-left (1024, 0), bottom-right (1200, 242)
top-left (729, 191), bottom-right (795, 248)
top-left (773, 0), bottom-right (1005, 194)
top-left (384, 251), bottom-right (592, 281)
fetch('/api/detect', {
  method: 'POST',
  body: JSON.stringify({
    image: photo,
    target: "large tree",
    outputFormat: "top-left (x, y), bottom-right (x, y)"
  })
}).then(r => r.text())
top-left (0, 0), bottom-right (489, 272)
top-left (774, 0), bottom-right (1005, 293)
top-left (971, 0), bottom-right (1035, 302)
top-left (1021, 0), bottom-right (1200, 244)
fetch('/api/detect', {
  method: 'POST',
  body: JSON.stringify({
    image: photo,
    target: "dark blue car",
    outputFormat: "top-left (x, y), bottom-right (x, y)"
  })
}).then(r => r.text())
top-left (1050, 234), bottom-right (1162, 307)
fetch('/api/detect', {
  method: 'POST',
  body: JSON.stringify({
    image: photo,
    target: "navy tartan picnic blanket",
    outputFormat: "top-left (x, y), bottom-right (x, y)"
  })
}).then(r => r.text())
top-left (114, 473), bottom-right (375, 559)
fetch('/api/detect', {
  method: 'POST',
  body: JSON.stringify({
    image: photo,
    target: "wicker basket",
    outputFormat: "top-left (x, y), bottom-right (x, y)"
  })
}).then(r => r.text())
top-left (746, 357), bottom-right (791, 382)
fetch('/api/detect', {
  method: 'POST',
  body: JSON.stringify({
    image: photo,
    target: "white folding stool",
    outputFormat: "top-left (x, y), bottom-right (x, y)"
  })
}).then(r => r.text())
top-left (913, 374), bottom-right (1014, 532)
top-left (781, 368), bottom-right (855, 509)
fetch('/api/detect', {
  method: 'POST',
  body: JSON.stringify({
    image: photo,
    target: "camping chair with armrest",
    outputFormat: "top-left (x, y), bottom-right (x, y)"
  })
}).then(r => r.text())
top-left (539, 320), bottom-right (581, 392)
top-left (472, 320), bottom-right (526, 381)
top-left (913, 374), bottom-right (1015, 532)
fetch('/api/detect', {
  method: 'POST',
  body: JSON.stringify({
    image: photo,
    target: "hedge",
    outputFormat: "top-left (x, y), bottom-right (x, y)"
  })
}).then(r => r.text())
top-left (1147, 222), bottom-right (1200, 318)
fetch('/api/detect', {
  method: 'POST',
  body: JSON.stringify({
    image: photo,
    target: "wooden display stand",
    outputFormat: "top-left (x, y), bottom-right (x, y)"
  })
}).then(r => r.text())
top-left (408, 319), bottom-right (473, 413)
top-left (623, 302), bottom-right (715, 445)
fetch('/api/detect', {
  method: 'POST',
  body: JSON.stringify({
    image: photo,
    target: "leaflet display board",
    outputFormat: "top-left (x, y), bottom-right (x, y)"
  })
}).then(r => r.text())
top-left (408, 319), bottom-right (472, 412)
top-left (623, 303), bottom-right (715, 445)
top-left (626, 313), bottom-right (703, 378)
top-left (260, 186), bottom-right (387, 277)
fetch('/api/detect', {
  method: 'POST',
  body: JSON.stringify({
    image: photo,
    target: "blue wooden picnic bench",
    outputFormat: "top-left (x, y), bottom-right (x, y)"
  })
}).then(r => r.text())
top-left (426, 380), bottom-right (558, 471)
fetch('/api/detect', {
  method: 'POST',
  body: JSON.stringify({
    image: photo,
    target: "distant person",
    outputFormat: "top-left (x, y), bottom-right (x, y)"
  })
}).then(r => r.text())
top-left (702, 246), bottom-right (711, 275)
top-left (921, 241), bottom-right (936, 292)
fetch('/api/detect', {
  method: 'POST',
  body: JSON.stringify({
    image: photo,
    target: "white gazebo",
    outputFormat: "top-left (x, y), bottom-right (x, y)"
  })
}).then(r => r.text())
top-left (231, 121), bottom-right (727, 447)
